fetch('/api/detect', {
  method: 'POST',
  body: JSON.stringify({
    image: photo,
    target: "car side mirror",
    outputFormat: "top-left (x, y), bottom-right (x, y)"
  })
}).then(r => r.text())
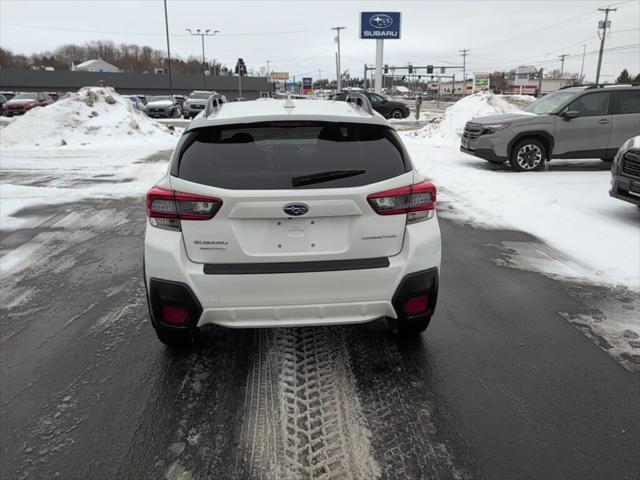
top-left (561, 110), bottom-right (579, 120)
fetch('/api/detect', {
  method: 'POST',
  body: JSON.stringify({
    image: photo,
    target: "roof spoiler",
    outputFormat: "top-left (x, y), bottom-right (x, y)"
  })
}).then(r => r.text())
top-left (345, 92), bottom-right (373, 115)
top-left (203, 93), bottom-right (227, 117)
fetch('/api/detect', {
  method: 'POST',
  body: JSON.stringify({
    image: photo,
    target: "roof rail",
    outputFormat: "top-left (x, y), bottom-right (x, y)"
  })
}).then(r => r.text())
top-left (581, 83), bottom-right (638, 89)
top-left (203, 93), bottom-right (227, 117)
top-left (345, 92), bottom-right (373, 115)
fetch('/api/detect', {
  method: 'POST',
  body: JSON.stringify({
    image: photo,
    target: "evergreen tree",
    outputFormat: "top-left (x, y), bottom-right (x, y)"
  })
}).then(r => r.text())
top-left (616, 69), bottom-right (632, 84)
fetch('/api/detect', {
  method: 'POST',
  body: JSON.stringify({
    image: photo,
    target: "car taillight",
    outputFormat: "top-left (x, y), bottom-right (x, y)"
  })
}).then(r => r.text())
top-left (146, 187), bottom-right (222, 231)
top-left (367, 181), bottom-right (436, 224)
top-left (403, 294), bottom-right (429, 316)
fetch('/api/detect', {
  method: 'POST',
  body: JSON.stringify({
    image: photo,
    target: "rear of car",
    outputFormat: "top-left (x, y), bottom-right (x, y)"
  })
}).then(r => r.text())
top-left (144, 100), bottom-right (441, 346)
top-left (610, 135), bottom-right (640, 206)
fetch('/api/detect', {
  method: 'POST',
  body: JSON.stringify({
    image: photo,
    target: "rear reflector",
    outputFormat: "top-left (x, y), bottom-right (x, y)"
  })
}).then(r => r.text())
top-left (161, 305), bottom-right (190, 325)
top-left (367, 182), bottom-right (436, 224)
top-left (403, 294), bottom-right (429, 316)
top-left (146, 187), bottom-right (222, 231)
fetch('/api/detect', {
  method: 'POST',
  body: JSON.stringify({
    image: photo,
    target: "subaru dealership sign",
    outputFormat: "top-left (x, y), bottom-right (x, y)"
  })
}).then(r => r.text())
top-left (360, 12), bottom-right (401, 39)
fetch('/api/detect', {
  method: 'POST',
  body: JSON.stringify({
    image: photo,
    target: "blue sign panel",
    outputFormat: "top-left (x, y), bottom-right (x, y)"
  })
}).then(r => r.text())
top-left (360, 12), bottom-right (401, 39)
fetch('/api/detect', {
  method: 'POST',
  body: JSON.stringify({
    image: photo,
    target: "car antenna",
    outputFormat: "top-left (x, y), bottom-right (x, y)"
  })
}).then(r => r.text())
top-left (284, 93), bottom-right (295, 109)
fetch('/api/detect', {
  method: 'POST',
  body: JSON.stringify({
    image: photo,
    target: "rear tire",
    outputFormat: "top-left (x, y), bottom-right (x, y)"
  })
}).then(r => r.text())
top-left (390, 109), bottom-right (405, 119)
top-left (509, 139), bottom-right (547, 172)
top-left (155, 328), bottom-right (195, 349)
top-left (387, 315), bottom-right (432, 335)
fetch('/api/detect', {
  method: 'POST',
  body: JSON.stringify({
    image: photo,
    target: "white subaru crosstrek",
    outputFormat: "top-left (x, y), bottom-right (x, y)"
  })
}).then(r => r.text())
top-left (144, 94), bottom-right (441, 347)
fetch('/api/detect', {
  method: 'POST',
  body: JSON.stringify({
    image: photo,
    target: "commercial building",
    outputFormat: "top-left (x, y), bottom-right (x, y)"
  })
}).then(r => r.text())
top-left (0, 69), bottom-right (270, 100)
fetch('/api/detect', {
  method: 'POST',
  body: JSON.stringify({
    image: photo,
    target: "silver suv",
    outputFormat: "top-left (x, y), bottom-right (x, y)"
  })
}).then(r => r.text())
top-left (461, 85), bottom-right (640, 171)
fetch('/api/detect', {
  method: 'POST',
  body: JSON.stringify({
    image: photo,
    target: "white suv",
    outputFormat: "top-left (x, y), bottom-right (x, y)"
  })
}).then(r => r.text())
top-left (144, 94), bottom-right (441, 347)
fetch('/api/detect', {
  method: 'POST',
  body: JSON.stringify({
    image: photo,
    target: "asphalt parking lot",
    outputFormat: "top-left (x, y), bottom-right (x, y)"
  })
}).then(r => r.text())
top-left (1, 151), bottom-right (638, 479)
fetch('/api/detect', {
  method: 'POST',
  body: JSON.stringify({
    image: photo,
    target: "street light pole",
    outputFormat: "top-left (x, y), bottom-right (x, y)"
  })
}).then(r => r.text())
top-left (332, 26), bottom-right (346, 90)
top-left (163, 0), bottom-right (174, 99)
top-left (186, 28), bottom-right (220, 89)
top-left (579, 44), bottom-right (587, 82)
top-left (459, 49), bottom-right (470, 96)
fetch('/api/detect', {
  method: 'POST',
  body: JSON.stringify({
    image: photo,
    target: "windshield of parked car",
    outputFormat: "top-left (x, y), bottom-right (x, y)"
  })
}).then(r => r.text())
top-left (189, 92), bottom-right (211, 99)
top-left (523, 91), bottom-right (576, 114)
top-left (147, 96), bottom-right (172, 102)
top-left (13, 93), bottom-right (38, 100)
top-left (176, 122), bottom-right (408, 189)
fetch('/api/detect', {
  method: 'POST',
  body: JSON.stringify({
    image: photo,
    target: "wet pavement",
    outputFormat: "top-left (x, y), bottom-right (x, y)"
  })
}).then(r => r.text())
top-left (1, 187), bottom-right (639, 480)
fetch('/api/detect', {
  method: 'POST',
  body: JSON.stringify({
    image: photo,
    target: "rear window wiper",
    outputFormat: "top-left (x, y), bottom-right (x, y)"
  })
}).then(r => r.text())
top-left (291, 169), bottom-right (366, 187)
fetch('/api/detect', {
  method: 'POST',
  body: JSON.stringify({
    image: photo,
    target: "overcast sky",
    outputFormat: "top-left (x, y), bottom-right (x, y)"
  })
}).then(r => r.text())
top-left (1, 0), bottom-right (639, 82)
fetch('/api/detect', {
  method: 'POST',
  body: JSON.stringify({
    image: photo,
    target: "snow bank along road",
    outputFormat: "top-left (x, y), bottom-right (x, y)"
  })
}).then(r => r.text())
top-left (1, 149), bottom-right (639, 480)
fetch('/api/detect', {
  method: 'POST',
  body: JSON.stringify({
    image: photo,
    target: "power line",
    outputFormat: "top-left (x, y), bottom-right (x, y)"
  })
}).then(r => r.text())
top-left (0, 23), bottom-right (332, 37)
top-left (468, 43), bottom-right (639, 72)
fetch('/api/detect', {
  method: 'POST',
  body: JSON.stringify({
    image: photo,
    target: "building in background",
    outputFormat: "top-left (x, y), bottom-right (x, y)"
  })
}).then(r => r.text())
top-left (73, 59), bottom-right (120, 73)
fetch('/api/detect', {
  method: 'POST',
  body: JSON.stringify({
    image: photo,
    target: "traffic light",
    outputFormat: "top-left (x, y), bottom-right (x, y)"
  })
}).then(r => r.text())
top-left (440, 67), bottom-right (446, 74)
top-left (408, 65), bottom-right (413, 74)
top-left (426, 65), bottom-right (433, 74)
top-left (384, 64), bottom-right (388, 74)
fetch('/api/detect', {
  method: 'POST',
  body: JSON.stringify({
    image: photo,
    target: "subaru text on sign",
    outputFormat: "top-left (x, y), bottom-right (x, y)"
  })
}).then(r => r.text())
top-left (360, 12), bottom-right (401, 39)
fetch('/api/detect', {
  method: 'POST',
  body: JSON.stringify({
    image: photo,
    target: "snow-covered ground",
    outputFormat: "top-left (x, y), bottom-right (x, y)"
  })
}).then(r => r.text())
top-left (0, 147), bottom-right (171, 231)
top-left (0, 87), bottom-right (178, 231)
top-left (402, 92), bottom-right (639, 290)
top-left (1, 87), bottom-right (179, 148)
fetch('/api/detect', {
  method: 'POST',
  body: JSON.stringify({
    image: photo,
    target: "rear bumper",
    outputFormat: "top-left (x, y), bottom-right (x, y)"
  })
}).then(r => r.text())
top-left (144, 218), bottom-right (441, 328)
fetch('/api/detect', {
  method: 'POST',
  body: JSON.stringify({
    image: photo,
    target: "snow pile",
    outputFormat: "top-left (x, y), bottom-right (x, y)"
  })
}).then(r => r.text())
top-left (0, 87), bottom-right (179, 148)
top-left (407, 92), bottom-right (535, 146)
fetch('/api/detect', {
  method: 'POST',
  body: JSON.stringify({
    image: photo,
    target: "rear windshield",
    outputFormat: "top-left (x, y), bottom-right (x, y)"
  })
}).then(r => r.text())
top-left (174, 122), bottom-right (409, 189)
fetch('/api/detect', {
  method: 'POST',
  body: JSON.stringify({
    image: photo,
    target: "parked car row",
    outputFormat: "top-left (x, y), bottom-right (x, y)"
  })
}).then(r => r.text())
top-left (2, 92), bottom-right (55, 116)
top-left (459, 84), bottom-right (640, 206)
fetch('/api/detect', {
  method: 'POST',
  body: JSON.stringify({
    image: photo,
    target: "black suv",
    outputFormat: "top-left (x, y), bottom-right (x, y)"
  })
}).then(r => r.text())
top-left (332, 91), bottom-right (410, 119)
top-left (610, 135), bottom-right (640, 206)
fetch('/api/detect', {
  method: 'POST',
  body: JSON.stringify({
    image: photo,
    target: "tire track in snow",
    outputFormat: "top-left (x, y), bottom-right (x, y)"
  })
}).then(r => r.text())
top-left (241, 327), bottom-right (380, 480)
top-left (347, 326), bottom-right (472, 480)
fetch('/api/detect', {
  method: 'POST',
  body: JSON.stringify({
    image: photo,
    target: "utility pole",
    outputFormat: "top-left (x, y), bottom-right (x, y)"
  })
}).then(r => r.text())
top-left (186, 28), bottom-right (220, 89)
top-left (595, 6), bottom-right (617, 85)
top-left (318, 69), bottom-right (322, 92)
top-left (558, 53), bottom-right (569, 80)
top-left (332, 26), bottom-right (346, 91)
top-left (459, 49), bottom-right (470, 96)
top-left (163, 0), bottom-right (174, 99)
top-left (579, 44), bottom-right (587, 82)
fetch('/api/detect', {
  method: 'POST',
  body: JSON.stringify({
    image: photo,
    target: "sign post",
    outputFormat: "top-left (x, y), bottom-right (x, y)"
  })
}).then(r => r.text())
top-left (302, 77), bottom-right (313, 94)
top-left (360, 12), bottom-right (401, 94)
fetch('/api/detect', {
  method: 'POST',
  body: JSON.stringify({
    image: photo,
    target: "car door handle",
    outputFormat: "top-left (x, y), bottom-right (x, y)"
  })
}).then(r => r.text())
top-left (598, 118), bottom-right (609, 124)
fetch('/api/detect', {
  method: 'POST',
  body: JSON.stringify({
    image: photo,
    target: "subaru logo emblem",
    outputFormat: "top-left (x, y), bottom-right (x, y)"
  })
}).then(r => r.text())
top-left (369, 14), bottom-right (393, 28)
top-left (283, 203), bottom-right (309, 216)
